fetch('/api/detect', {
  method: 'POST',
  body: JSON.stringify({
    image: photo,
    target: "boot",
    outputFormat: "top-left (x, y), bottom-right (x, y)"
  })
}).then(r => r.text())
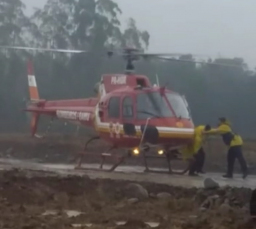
top-left (243, 171), bottom-right (248, 179)
top-left (189, 172), bottom-right (199, 176)
top-left (197, 170), bottom-right (205, 174)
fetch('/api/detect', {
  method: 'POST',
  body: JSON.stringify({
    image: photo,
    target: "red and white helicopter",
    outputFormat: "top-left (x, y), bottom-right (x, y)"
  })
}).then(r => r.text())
top-left (0, 45), bottom-right (238, 173)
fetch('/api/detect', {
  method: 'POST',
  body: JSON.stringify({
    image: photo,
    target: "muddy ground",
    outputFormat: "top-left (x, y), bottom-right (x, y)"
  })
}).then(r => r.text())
top-left (0, 168), bottom-right (255, 229)
top-left (0, 134), bottom-right (255, 228)
top-left (1, 134), bottom-right (256, 174)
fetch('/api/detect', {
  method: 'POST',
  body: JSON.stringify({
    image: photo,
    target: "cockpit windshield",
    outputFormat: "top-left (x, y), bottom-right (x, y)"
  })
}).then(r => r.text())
top-left (136, 91), bottom-right (190, 119)
top-left (165, 93), bottom-right (190, 119)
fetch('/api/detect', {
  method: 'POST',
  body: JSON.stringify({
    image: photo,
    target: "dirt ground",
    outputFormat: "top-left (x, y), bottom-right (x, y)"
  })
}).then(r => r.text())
top-left (1, 133), bottom-right (256, 174)
top-left (0, 168), bottom-right (255, 229)
top-left (0, 134), bottom-right (255, 228)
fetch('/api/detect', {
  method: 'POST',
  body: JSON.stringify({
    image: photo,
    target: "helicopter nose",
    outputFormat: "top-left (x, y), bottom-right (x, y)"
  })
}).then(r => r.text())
top-left (140, 125), bottom-right (159, 144)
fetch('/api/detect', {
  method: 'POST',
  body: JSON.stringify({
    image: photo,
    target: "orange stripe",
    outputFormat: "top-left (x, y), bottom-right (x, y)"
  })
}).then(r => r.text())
top-left (29, 86), bottom-right (39, 100)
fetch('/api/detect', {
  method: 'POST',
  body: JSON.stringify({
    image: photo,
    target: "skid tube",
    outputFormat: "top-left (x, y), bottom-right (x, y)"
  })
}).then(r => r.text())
top-left (137, 118), bottom-right (191, 175)
top-left (74, 136), bottom-right (191, 174)
top-left (75, 136), bottom-right (131, 172)
top-left (141, 147), bottom-right (191, 175)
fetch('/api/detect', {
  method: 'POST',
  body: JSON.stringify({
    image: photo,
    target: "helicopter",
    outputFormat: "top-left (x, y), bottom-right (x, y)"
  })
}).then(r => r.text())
top-left (0, 45), bottom-right (239, 174)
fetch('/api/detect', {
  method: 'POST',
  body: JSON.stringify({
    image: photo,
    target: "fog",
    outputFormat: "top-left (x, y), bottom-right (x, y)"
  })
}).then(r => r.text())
top-left (23, 0), bottom-right (256, 68)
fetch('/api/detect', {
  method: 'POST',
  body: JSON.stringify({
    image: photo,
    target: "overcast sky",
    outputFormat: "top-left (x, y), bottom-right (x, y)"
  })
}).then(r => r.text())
top-left (23, 0), bottom-right (256, 68)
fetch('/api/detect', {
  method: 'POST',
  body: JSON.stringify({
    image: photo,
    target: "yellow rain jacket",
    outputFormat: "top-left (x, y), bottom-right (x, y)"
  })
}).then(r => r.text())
top-left (205, 121), bottom-right (243, 147)
top-left (181, 125), bottom-right (206, 160)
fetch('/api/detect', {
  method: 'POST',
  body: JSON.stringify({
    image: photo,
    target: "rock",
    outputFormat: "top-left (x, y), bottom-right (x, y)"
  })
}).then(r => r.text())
top-left (156, 192), bottom-right (172, 199)
top-left (189, 215), bottom-right (198, 219)
top-left (203, 178), bottom-right (219, 189)
top-left (199, 207), bottom-right (207, 212)
top-left (232, 200), bottom-right (241, 206)
top-left (219, 203), bottom-right (231, 214)
top-left (213, 198), bottom-right (222, 208)
top-left (18, 205), bottom-right (26, 212)
top-left (200, 195), bottom-right (220, 209)
top-left (241, 205), bottom-right (249, 215)
top-left (127, 198), bottom-right (139, 204)
top-left (196, 188), bottom-right (204, 195)
top-left (149, 193), bottom-right (156, 198)
top-left (53, 192), bottom-right (69, 204)
top-left (120, 219), bottom-right (147, 228)
top-left (224, 198), bottom-right (229, 204)
top-left (124, 183), bottom-right (148, 200)
top-left (194, 189), bottom-right (207, 203)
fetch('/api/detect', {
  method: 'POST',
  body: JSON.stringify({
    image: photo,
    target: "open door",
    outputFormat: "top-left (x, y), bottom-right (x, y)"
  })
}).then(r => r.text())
top-left (121, 96), bottom-right (136, 136)
top-left (107, 96), bottom-right (122, 138)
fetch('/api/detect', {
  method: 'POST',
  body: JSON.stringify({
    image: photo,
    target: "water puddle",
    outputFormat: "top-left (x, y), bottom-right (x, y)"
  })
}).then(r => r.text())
top-left (115, 221), bottom-right (160, 227)
top-left (42, 210), bottom-right (57, 216)
top-left (71, 223), bottom-right (92, 228)
top-left (65, 210), bottom-right (83, 217)
top-left (42, 210), bottom-right (83, 217)
top-left (70, 221), bottom-right (160, 228)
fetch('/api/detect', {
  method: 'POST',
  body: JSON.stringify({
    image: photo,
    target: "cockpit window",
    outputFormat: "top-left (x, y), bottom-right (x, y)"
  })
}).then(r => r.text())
top-left (136, 92), bottom-right (174, 119)
top-left (165, 93), bottom-right (190, 119)
top-left (122, 96), bottom-right (133, 118)
top-left (108, 97), bottom-right (120, 118)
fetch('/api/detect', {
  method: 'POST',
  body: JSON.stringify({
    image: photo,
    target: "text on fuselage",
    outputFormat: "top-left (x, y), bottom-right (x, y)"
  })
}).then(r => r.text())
top-left (56, 110), bottom-right (90, 121)
top-left (111, 75), bottom-right (127, 85)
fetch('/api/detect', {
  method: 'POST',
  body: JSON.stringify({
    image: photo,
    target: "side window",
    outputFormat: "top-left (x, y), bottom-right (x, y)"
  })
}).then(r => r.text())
top-left (108, 97), bottom-right (120, 118)
top-left (122, 97), bottom-right (133, 118)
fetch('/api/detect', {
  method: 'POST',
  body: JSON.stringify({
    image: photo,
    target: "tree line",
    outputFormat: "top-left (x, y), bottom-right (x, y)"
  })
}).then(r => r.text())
top-left (0, 0), bottom-right (256, 138)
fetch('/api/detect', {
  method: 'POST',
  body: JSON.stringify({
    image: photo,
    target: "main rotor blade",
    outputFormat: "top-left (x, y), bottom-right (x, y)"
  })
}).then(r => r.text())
top-left (129, 53), bottom-right (189, 57)
top-left (113, 52), bottom-right (193, 57)
top-left (108, 48), bottom-right (212, 58)
top-left (0, 46), bottom-right (87, 53)
top-left (157, 56), bottom-right (242, 68)
top-left (141, 53), bottom-right (212, 58)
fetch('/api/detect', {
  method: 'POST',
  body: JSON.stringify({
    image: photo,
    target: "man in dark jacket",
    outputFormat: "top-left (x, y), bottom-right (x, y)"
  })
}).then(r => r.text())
top-left (204, 117), bottom-right (248, 179)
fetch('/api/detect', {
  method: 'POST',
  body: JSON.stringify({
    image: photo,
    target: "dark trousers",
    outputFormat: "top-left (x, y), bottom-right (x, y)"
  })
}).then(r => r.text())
top-left (227, 145), bottom-right (247, 176)
top-left (250, 189), bottom-right (256, 217)
top-left (189, 147), bottom-right (205, 174)
top-left (196, 147), bottom-right (205, 172)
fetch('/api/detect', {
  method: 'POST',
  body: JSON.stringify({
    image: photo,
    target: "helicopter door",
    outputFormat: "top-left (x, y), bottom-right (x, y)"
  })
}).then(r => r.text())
top-left (107, 96), bottom-right (121, 137)
top-left (122, 96), bottom-right (136, 136)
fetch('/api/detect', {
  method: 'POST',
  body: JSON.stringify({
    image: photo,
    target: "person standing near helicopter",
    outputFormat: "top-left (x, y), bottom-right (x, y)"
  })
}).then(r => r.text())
top-left (181, 124), bottom-right (211, 176)
top-left (189, 124), bottom-right (211, 175)
top-left (204, 117), bottom-right (248, 179)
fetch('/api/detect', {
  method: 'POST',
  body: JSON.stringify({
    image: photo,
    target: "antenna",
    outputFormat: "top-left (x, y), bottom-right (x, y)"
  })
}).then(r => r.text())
top-left (155, 74), bottom-right (160, 86)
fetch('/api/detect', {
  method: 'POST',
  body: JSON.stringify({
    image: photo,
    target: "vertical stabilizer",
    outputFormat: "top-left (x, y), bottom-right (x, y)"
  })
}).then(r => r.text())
top-left (27, 60), bottom-right (39, 101)
top-left (26, 60), bottom-right (41, 137)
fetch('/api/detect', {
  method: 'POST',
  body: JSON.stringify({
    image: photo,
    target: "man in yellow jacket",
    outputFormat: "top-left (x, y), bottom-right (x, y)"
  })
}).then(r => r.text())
top-left (204, 117), bottom-right (248, 179)
top-left (181, 124), bottom-right (211, 176)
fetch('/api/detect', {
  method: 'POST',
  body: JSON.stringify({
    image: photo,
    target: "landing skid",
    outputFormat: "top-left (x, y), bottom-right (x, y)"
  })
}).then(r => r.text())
top-left (75, 136), bottom-right (131, 172)
top-left (74, 138), bottom-right (190, 175)
top-left (74, 122), bottom-right (190, 174)
top-left (142, 150), bottom-right (190, 175)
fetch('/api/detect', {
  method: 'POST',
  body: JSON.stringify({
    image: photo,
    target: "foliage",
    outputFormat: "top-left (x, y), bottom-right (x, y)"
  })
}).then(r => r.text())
top-left (0, 0), bottom-right (256, 137)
